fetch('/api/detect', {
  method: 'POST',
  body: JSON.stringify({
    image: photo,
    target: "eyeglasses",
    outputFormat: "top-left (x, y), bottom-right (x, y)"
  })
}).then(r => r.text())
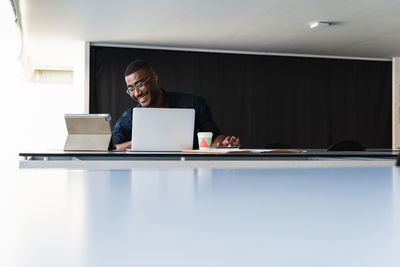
top-left (126, 76), bottom-right (152, 95)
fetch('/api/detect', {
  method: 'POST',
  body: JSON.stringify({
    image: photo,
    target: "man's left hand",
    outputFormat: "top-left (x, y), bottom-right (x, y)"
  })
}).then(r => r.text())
top-left (213, 135), bottom-right (241, 147)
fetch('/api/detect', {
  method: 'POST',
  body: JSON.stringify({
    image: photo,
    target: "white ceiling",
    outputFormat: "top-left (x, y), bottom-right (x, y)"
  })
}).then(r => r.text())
top-left (18, 0), bottom-right (400, 59)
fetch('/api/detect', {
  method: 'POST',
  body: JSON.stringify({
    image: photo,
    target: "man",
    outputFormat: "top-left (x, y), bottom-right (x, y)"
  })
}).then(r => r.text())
top-left (113, 60), bottom-right (241, 151)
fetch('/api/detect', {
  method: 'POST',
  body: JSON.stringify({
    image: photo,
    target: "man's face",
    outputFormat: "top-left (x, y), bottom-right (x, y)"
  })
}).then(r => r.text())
top-left (125, 69), bottom-right (159, 107)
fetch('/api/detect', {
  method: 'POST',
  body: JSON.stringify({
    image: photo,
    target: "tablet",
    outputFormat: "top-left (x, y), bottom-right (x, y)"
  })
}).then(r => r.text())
top-left (64, 114), bottom-right (115, 151)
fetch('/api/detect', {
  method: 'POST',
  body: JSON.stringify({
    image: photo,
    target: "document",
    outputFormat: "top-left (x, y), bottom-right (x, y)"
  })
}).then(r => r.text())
top-left (182, 148), bottom-right (306, 154)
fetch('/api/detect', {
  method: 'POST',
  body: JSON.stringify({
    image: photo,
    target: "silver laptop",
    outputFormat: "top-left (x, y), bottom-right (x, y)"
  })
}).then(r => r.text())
top-left (130, 108), bottom-right (195, 151)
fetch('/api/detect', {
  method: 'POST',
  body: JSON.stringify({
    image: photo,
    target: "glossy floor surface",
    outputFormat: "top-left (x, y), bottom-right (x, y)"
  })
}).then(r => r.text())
top-left (2, 166), bottom-right (400, 267)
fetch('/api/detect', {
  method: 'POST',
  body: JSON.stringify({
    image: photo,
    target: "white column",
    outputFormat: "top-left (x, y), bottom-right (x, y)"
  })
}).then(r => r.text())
top-left (84, 42), bottom-right (91, 113)
top-left (393, 58), bottom-right (400, 149)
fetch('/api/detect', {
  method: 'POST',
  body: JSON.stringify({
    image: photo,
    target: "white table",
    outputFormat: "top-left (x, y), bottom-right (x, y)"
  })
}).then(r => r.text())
top-left (2, 165), bottom-right (400, 267)
top-left (19, 149), bottom-right (398, 169)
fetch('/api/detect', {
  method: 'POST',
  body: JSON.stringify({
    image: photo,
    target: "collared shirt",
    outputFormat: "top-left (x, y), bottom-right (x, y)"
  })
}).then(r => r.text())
top-left (112, 89), bottom-right (222, 149)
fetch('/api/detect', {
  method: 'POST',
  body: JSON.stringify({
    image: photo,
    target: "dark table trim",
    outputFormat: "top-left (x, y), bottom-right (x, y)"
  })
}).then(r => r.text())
top-left (19, 149), bottom-right (399, 160)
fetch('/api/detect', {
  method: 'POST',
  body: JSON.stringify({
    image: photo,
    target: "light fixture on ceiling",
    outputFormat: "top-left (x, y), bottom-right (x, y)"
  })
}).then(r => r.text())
top-left (309, 21), bottom-right (331, 29)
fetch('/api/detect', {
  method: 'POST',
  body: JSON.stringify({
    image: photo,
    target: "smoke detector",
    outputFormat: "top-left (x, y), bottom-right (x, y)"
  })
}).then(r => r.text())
top-left (309, 21), bottom-right (331, 29)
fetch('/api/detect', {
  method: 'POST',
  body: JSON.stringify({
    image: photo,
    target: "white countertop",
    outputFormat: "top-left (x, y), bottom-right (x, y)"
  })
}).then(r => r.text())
top-left (2, 165), bottom-right (400, 267)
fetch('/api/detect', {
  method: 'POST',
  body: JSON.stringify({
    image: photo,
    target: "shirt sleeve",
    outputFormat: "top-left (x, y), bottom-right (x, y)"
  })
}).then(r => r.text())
top-left (112, 108), bottom-right (133, 144)
top-left (194, 96), bottom-right (222, 140)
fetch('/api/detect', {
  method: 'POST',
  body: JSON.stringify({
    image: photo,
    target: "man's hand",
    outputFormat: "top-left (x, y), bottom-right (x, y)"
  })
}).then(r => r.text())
top-left (212, 135), bottom-right (241, 148)
top-left (114, 141), bottom-right (132, 151)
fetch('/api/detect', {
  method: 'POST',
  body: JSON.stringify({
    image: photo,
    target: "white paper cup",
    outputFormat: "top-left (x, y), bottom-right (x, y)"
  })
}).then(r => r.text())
top-left (197, 132), bottom-right (213, 150)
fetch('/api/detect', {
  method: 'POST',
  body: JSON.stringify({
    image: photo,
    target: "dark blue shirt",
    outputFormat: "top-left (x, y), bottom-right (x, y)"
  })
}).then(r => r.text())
top-left (112, 90), bottom-right (222, 149)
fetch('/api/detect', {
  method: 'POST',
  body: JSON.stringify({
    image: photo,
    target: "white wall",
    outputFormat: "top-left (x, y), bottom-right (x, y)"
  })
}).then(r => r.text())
top-left (19, 40), bottom-right (88, 150)
top-left (0, 1), bottom-right (87, 169)
top-left (393, 58), bottom-right (400, 149)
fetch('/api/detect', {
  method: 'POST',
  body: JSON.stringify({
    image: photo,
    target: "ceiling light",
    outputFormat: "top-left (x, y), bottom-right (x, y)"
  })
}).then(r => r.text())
top-left (309, 21), bottom-right (331, 29)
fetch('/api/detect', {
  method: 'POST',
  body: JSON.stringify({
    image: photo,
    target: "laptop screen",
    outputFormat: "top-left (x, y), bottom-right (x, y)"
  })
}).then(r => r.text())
top-left (130, 108), bottom-right (195, 151)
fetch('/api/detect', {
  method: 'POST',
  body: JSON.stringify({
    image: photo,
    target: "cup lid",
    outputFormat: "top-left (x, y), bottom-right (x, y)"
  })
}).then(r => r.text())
top-left (197, 132), bottom-right (213, 135)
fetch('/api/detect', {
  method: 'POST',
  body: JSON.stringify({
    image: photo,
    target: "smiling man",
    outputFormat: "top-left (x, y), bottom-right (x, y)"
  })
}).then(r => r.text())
top-left (112, 60), bottom-right (241, 151)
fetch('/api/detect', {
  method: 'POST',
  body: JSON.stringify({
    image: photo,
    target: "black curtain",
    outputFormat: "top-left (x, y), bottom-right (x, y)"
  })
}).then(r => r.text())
top-left (90, 46), bottom-right (392, 149)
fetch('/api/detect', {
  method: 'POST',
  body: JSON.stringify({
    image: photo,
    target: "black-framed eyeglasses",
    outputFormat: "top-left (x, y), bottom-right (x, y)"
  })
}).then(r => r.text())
top-left (126, 76), bottom-right (152, 95)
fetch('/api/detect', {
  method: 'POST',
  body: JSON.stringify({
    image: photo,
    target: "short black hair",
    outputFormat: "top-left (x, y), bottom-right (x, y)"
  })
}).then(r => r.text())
top-left (124, 60), bottom-right (153, 76)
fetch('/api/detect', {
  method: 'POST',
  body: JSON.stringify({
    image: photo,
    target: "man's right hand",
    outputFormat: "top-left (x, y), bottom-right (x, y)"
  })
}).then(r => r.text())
top-left (115, 141), bottom-right (132, 151)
